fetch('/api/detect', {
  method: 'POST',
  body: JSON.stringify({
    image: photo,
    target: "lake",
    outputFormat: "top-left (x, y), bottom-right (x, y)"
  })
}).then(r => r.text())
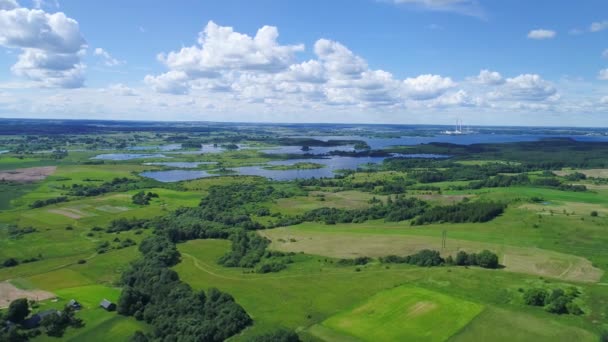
top-left (92, 153), bottom-right (169, 161)
top-left (140, 153), bottom-right (448, 182)
top-left (144, 162), bottom-right (217, 168)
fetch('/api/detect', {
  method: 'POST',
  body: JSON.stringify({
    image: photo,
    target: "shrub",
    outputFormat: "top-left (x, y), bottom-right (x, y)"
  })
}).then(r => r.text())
top-left (523, 288), bottom-right (548, 306)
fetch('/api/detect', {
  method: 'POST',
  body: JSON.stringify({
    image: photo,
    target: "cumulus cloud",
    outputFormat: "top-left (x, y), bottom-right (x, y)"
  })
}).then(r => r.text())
top-left (94, 48), bottom-right (123, 66)
top-left (0, 6), bottom-right (87, 87)
top-left (499, 74), bottom-right (557, 101)
top-left (402, 74), bottom-right (455, 100)
top-left (527, 29), bottom-right (556, 40)
top-left (590, 20), bottom-right (608, 32)
top-left (145, 21), bottom-right (565, 115)
top-left (157, 21), bottom-right (303, 76)
top-left (599, 69), bottom-right (608, 81)
top-left (470, 69), bottom-right (504, 85)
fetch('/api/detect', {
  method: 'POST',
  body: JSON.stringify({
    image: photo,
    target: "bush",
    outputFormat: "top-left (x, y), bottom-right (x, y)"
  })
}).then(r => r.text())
top-left (248, 329), bottom-right (300, 342)
top-left (3, 258), bottom-right (19, 268)
top-left (523, 288), bottom-right (548, 306)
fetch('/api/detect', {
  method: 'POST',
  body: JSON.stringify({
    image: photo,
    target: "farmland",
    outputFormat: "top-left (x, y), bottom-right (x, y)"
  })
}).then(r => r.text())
top-left (1, 120), bottom-right (608, 341)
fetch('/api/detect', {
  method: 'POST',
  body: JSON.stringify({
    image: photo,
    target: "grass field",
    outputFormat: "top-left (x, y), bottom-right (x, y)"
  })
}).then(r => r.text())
top-left (316, 286), bottom-right (484, 342)
top-left (449, 306), bottom-right (597, 342)
top-left (3, 137), bottom-right (608, 341)
top-left (174, 239), bottom-right (600, 341)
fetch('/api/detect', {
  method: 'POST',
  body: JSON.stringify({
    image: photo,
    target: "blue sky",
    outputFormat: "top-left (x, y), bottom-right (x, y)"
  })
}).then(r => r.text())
top-left (0, 0), bottom-right (607, 126)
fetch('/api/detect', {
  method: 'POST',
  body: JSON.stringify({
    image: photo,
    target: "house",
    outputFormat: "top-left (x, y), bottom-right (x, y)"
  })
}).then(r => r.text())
top-left (22, 309), bottom-right (61, 329)
top-left (99, 299), bottom-right (116, 311)
top-left (67, 299), bottom-right (82, 310)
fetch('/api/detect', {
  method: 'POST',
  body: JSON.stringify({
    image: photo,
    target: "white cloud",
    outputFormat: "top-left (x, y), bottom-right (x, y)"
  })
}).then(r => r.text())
top-left (599, 69), bottom-right (608, 81)
top-left (601, 96), bottom-right (608, 105)
top-left (158, 21), bottom-right (303, 76)
top-left (603, 49), bottom-right (608, 59)
top-left (141, 21), bottom-right (576, 121)
top-left (527, 29), bottom-right (556, 40)
top-left (105, 83), bottom-right (137, 96)
top-left (500, 74), bottom-right (557, 101)
top-left (0, 6), bottom-right (86, 87)
top-left (144, 70), bottom-right (189, 94)
top-left (470, 69), bottom-right (504, 85)
top-left (94, 48), bottom-right (123, 66)
top-left (402, 74), bottom-right (455, 100)
top-left (590, 20), bottom-right (608, 32)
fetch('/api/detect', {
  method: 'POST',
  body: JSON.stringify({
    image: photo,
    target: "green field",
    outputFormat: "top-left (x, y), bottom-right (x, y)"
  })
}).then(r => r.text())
top-left (317, 286), bottom-right (484, 341)
top-left (2, 127), bottom-right (608, 341)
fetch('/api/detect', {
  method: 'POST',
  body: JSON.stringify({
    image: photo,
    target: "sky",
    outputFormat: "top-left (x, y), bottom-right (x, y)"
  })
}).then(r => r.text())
top-left (0, 0), bottom-right (607, 126)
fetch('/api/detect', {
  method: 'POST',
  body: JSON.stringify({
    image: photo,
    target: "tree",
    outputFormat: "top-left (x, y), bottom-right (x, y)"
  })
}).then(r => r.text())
top-left (6, 298), bottom-right (29, 323)
top-left (523, 288), bottom-right (548, 306)
top-left (455, 251), bottom-right (468, 266)
top-left (545, 296), bottom-right (569, 314)
top-left (249, 329), bottom-right (300, 342)
top-left (476, 250), bottom-right (499, 269)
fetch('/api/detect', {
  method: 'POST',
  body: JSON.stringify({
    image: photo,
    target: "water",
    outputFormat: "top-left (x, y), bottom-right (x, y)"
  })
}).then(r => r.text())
top-left (140, 170), bottom-right (216, 182)
top-left (92, 153), bottom-right (169, 160)
top-left (0, 150), bottom-right (8, 154)
top-left (144, 162), bottom-right (217, 168)
top-left (128, 144), bottom-right (182, 151)
top-left (261, 145), bottom-right (356, 155)
top-left (140, 154), bottom-right (447, 182)
top-left (292, 134), bottom-right (608, 149)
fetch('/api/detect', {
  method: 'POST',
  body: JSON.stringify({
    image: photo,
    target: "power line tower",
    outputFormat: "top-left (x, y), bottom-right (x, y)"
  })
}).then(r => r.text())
top-left (442, 230), bottom-right (447, 249)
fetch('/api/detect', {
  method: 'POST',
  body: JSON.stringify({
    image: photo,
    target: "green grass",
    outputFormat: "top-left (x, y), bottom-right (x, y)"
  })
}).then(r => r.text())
top-left (32, 285), bottom-right (148, 342)
top-left (317, 286), bottom-right (483, 342)
top-left (175, 239), bottom-right (600, 341)
top-left (449, 306), bottom-right (596, 342)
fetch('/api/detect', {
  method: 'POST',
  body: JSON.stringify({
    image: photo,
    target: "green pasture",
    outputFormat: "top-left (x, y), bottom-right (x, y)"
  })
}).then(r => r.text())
top-left (174, 239), bottom-right (600, 341)
top-left (317, 286), bottom-right (483, 342)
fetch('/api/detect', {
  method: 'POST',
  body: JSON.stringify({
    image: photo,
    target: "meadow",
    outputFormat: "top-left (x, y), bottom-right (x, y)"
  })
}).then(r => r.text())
top-left (1, 123), bottom-right (608, 341)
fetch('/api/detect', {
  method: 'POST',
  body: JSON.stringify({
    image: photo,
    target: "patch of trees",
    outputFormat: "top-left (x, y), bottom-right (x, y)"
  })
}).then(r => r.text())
top-left (411, 202), bottom-right (506, 225)
top-left (523, 287), bottom-right (583, 315)
top-left (217, 231), bottom-right (293, 273)
top-left (1, 298), bottom-right (83, 340)
top-left (453, 250), bottom-right (500, 269)
top-left (380, 249), bottom-right (500, 269)
top-left (107, 218), bottom-right (150, 233)
top-left (248, 329), bottom-right (301, 342)
top-left (337, 257), bottom-right (371, 266)
top-left (131, 191), bottom-right (158, 205)
top-left (39, 306), bottom-right (83, 337)
top-left (68, 177), bottom-right (139, 197)
top-left (380, 250), bottom-right (444, 267)
top-left (276, 196), bottom-right (428, 226)
top-left (29, 196), bottom-right (68, 208)
top-left (564, 172), bottom-right (586, 181)
top-left (7, 225), bottom-right (37, 239)
top-left (117, 235), bottom-right (252, 341)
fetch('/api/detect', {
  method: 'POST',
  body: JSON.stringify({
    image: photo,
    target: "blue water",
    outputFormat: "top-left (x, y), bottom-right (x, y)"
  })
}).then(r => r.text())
top-left (292, 134), bottom-right (608, 150)
top-left (140, 153), bottom-right (447, 182)
top-left (128, 144), bottom-right (182, 151)
top-left (92, 153), bottom-right (169, 160)
top-left (144, 162), bottom-right (217, 168)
